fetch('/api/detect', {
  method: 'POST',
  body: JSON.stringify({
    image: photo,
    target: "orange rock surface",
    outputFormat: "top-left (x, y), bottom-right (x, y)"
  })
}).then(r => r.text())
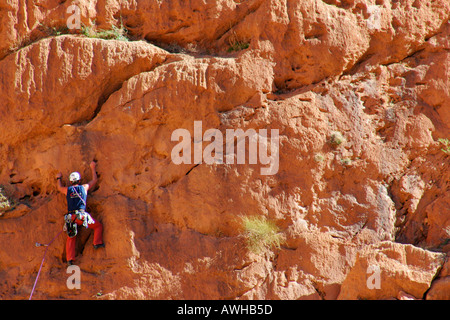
top-left (0, 0), bottom-right (448, 300)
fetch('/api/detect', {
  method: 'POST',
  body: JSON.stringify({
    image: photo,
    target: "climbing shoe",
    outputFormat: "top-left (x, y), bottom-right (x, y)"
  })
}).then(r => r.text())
top-left (67, 260), bottom-right (75, 266)
top-left (93, 244), bottom-right (105, 249)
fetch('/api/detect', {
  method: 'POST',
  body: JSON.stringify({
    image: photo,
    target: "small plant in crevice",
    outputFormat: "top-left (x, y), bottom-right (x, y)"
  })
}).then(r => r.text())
top-left (40, 24), bottom-right (70, 37)
top-left (227, 31), bottom-right (250, 53)
top-left (314, 153), bottom-right (325, 162)
top-left (240, 215), bottom-right (285, 254)
top-left (329, 131), bottom-right (345, 147)
top-left (340, 157), bottom-right (352, 166)
top-left (81, 20), bottom-right (129, 41)
top-left (437, 138), bottom-right (450, 155)
top-left (228, 40), bottom-right (249, 52)
top-left (0, 186), bottom-right (14, 214)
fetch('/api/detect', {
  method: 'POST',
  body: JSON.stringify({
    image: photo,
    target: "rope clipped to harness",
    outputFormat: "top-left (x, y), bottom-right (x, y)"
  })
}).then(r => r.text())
top-left (29, 230), bottom-right (63, 300)
top-left (64, 210), bottom-right (95, 238)
top-left (66, 186), bottom-right (95, 231)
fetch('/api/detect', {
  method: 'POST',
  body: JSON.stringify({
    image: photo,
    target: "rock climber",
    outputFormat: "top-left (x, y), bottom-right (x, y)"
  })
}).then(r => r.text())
top-left (56, 161), bottom-right (104, 266)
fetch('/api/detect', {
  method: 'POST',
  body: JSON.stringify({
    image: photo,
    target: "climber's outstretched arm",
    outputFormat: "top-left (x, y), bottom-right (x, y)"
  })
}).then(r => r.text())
top-left (84, 161), bottom-right (98, 192)
top-left (56, 172), bottom-right (67, 195)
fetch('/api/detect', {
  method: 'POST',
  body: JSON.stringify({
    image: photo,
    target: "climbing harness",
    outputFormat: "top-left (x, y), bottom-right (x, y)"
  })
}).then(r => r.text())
top-left (64, 209), bottom-right (95, 237)
top-left (29, 230), bottom-right (63, 300)
top-left (71, 186), bottom-right (95, 227)
top-left (64, 186), bottom-right (94, 238)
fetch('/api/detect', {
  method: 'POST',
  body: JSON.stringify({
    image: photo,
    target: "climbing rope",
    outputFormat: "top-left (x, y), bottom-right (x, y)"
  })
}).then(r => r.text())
top-left (29, 230), bottom-right (63, 300)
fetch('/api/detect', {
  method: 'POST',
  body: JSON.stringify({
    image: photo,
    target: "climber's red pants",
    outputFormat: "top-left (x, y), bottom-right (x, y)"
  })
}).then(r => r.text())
top-left (65, 213), bottom-right (103, 262)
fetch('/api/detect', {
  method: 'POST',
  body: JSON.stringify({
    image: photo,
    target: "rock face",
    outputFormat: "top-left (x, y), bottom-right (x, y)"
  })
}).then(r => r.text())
top-left (0, 0), bottom-right (448, 300)
top-left (338, 241), bottom-right (444, 299)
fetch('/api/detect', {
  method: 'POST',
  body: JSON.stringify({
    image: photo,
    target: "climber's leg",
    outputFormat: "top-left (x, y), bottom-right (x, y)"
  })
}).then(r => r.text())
top-left (88, 219), bottom-right (103, 247)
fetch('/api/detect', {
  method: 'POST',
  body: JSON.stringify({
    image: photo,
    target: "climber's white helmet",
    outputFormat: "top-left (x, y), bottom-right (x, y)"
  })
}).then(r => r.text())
top-left (69, 172), bottom-right (81, 182)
